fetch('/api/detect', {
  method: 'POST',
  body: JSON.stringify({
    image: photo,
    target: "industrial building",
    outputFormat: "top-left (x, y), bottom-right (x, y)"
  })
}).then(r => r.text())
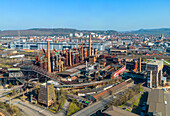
top-left (33, 35), bottom-right (127, 84)
top-left (38, 83), bottom-right (56, 106)
top-left (147, 89), bottom-right (166, 116)
top-left (0, 67), bottom-right (24, 86)
top-left (108, 48), bottom-right (127, 55)
top-left (9, 39), bottom-right (110, 51)
top-left (146, 60), bottom-right (163, 88)
top-left (34, 35), bottom-right (98, 74)
top-left (103, 105), bottom-right (138, 116)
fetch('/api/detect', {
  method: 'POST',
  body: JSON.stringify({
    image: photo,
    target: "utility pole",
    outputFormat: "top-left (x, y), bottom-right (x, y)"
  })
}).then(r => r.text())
top-left (89, 34), bottom-right (91, 57)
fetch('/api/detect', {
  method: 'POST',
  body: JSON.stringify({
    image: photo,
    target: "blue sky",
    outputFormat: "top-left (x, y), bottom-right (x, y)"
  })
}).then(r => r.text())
top-left (1, 0), bottom-right (170, 31)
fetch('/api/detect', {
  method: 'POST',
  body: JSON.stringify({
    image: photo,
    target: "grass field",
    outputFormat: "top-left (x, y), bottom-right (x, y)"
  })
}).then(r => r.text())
top-left (67, 102), bottom-right (80, 116)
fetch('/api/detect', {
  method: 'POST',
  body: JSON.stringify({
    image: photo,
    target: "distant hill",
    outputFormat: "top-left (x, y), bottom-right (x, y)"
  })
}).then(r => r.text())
top-left (0, 28), bottom-right (117, 37)
top-left (130, 28), bottom-right (170, 35)
top-left (1, 28), bottom-right (169, 37)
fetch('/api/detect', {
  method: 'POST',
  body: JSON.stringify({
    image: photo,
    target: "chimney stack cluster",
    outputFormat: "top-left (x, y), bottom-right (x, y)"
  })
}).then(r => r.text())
top-left (36, 37), bottom-right (98, 73)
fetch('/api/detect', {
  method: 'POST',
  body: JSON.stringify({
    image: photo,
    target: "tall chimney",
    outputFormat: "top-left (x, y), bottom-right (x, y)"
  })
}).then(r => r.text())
top-left (139, 57), bottom-right (141, 72)
top-left (56, 55), bottom-right (58, 70)
top-left (69, 49), bottom-right (72, 66)
top-left (92, 42), bottom-right (94, 55)
top-left (85, 47), bottom-right (87, 58)
top-left (75, 52), bottom-right (79, 64)
top-left (89, 34), bottom-right (91, 57)
top-left (82, 42), bottom-right (84, 61)
top-left (72, 54), bottom-right (74, 66)
top-left (47, 41), bottom-right (51, 73)
top-left (66, 52), bottom-right (68, 66)
top-left (58, 55), bottom-right (61, 72)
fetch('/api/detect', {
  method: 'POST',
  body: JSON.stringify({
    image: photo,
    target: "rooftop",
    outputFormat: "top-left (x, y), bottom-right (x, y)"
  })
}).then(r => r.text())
top-left (147, 60), bottom-right (163, 66)
top-left (66, 64), bottom-right (86, 72)
top-left (57, 64), bottom-right (86, 76)
top-left (147, 89), bottom-right (166, 116)
top-left (103, 105), bottom-right (138, 116)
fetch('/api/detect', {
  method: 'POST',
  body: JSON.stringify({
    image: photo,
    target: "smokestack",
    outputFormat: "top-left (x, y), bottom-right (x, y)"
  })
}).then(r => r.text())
top-left (89, 34), bottom-right (91, 57)
top-left (58, 55), bottom-right (61, 72)
top-left (47, 41), bottom-right (51, 73)
top-left (82, 42), bottom-right (84, 61)
top-left (85, 48), bottom-right (87, 58)
top-left (85, 45), bottom-right (87, 58)
top-left (72, 54), bottom-right (74, 66)
top-left (56, 55), bottom-right (58, 70)
top-left (92, 42), bottom-right (94, 56)
top-left (69, 49), bottom-right (72, 66)
top-left (75, 52), bottom-right (79, 64)
top-left (66, 52), bottom-right (68, 66)
top-left (51, 55), bottom-right (54, 72)
top-left (139, 57), bottom-right (141, 72)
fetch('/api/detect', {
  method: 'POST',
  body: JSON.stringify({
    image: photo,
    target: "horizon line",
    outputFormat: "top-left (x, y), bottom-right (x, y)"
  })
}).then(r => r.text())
top-left (0, 27), bottom-right (170, 32)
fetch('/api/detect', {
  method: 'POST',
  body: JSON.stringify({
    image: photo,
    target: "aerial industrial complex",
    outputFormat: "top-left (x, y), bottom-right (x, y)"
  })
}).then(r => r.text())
top-left (1, 0), bottom-right (170, 115)
top-left (0, 30), bottom-right (170, 116)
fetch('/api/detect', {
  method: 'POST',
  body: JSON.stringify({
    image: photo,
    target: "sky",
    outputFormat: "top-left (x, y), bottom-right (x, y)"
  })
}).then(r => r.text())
top-left (0, 0), bottom-right (170, 31)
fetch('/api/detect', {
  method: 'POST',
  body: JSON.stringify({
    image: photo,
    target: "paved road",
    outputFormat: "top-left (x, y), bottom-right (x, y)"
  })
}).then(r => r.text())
top-left (165, 92), bottom-right (170, 116)
top-left (16, 103), bottom-right (44, 116)
top-left (0, 96), bottom-right (54, 116)
top-left (17, 100), bottom-right (54, 116)
top-left (0, 96), bottom-right (43, 116)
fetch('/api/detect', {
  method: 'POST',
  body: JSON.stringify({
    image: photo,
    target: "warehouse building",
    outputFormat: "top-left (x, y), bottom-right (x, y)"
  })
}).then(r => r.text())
top-left (147, 89), bottom-right (166, 116)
